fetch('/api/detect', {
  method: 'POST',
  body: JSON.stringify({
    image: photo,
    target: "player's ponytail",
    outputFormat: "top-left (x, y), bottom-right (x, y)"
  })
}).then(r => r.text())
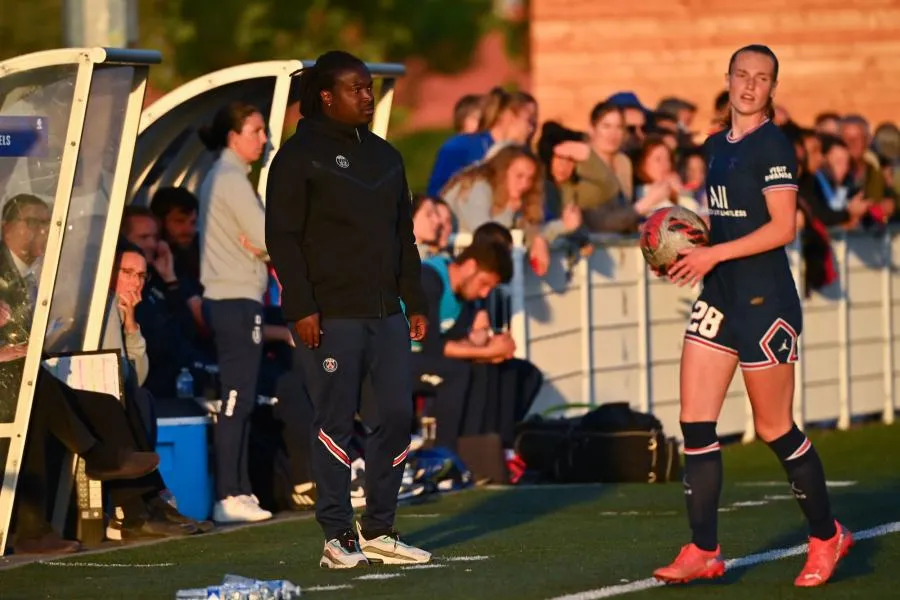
top-left (764, 96), bottom-right (776, 121)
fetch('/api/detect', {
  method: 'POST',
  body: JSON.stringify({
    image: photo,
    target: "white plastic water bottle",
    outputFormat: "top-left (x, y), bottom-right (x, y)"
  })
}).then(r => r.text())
top-left (175, 576), bottom-right (300, 599)
top-left (176, 367), bottom-right (194, 400)
top-left (222, 575), bottom-right (301, 598)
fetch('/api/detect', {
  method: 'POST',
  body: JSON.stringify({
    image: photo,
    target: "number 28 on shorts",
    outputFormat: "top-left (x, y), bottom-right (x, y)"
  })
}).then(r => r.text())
top-left (683, 298), bottom-right (801, 369)
top-left (687, 300), bottom-right (724, 340)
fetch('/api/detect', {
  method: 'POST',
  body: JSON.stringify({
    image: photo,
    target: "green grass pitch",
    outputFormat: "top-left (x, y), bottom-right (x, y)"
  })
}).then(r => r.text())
top-left (1, 422), bottom-right (897, 599)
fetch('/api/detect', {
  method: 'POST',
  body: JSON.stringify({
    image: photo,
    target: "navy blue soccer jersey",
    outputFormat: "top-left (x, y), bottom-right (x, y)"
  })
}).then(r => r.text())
top-left (703, 120), bottom-right (799, 302)
top-left (684, 120), bottom-right (803, 368)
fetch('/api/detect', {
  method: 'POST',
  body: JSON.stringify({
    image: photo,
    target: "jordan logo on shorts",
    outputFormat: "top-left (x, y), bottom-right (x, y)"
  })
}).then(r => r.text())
top-left (761, 318), bottom-right (798, 365)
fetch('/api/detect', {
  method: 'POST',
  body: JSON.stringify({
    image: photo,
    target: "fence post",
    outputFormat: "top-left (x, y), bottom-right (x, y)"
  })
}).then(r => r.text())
top-left (578, 252), bottom-right (596, 407)
top-left (509, 230), bottom-right (529, 360)
top-left (635, 245), bottom-right (652, 415)
top-left (883, 230), bottom-right (896, 425)
top-left (837, 233), bottom-right (851, 430)
top-left (789, 238), bottom-right (807, 430)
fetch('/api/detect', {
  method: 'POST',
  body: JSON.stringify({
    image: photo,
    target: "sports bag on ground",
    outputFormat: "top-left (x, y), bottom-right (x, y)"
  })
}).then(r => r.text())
top-left (514, 402), bottom-right (682, 484)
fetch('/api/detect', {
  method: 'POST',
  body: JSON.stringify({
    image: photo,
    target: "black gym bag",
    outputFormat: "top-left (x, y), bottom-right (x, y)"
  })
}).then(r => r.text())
top-left (514, 402), bottom-right (682, 484)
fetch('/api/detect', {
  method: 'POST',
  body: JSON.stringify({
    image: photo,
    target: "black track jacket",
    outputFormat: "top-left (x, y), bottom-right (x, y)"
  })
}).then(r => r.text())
top-left (265, 115), bottom-right (427, 322)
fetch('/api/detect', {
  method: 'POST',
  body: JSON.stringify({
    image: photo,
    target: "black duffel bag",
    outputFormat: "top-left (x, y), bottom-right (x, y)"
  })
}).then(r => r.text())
top-left (514, 402), bottom-right (682, 484)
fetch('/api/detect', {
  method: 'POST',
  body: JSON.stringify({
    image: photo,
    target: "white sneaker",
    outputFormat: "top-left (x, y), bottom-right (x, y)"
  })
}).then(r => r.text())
top-left (241, 494), bottom-right (274, 518)
top-left (320, 530), bottom-right (369, 569)
top-left (356, 521), bottom-right (431, 565)
top-left (213, 495), bottom-right (273, 523)
top-left (243, 494), bottom-right (267, 509)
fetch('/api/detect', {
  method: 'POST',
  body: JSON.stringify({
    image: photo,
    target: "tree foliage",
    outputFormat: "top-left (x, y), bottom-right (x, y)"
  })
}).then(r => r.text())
top-left (1, 0), bottom-right (496, 90)
top-left (0, 0), bottom-right (64, 60)
top-left (137, 0), bottom-right (494, 90)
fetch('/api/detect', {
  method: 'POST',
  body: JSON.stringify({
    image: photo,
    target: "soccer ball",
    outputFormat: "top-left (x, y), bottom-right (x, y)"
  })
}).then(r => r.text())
top-left (638, 206), bottom-right (710, 275)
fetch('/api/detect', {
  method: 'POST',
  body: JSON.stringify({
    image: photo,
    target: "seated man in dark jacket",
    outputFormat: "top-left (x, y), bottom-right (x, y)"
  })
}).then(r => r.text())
top-left (413, 241), bottom-right (541, 451)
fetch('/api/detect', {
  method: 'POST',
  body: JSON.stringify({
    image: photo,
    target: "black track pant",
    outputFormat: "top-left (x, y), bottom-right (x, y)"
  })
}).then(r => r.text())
top-left (294, 313), bottom-right (412, 540)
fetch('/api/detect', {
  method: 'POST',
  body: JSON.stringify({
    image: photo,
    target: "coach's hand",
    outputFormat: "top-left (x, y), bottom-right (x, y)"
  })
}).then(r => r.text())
top-left (409, 314), bottom-right (428, 342)
top-left (295, 313), bottom-right (322, 348)
top-left (668, 246), bottom-right (721, 288)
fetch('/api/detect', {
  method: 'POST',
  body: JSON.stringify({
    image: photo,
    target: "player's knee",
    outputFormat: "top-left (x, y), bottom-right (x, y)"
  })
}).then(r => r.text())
top-left (679, 399), bottom-right (722, 423)
top-left (753, 417), bottom-right (793, 443)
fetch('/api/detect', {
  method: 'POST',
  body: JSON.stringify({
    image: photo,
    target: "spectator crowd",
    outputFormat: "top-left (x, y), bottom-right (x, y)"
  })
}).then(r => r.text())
top-left (2, 78), bottom-right (899, 556)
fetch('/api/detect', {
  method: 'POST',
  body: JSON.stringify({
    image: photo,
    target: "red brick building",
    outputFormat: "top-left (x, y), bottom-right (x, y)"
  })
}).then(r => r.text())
top-left (530, 0), bottom-right (900, 132)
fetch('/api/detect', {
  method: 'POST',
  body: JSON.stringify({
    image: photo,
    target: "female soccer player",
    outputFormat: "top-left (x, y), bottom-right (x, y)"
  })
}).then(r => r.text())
top-left (655, 45), bottom-right (852, 587)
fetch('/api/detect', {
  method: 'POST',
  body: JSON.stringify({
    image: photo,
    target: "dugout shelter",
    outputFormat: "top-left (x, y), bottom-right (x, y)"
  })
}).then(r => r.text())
top-left (0, 46), bottom-right (160, 555)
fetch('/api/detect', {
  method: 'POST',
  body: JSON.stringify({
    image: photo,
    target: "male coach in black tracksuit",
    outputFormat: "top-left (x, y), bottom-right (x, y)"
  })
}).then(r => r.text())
top-left (265, 50), bottom-right (430, 568)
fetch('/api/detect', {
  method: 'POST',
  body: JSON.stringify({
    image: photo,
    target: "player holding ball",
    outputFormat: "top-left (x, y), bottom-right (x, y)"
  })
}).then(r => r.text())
top-left (641, 45), bottom-right (852, 587)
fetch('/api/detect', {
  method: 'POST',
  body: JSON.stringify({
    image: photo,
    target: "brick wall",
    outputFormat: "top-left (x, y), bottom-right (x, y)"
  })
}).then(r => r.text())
top-left (531, 0), bottom-right (900, 134)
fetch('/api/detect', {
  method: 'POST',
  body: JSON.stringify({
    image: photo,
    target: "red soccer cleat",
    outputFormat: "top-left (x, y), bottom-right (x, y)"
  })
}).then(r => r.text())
top-left (794, 521), bottom-right (853, 587)
top-left (653, 543), bottom-right (726, 584)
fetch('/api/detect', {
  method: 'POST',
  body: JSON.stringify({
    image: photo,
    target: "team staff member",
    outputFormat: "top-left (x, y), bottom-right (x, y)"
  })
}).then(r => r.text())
top-left (266, 50), bottom-right (430, 569)
top-left (197, 101), bottom-right (273, 524)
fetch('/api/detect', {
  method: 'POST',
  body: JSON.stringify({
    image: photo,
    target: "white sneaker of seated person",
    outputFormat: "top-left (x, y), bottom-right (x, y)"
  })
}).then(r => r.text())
top-left (355, 521), bottom-right (431, 565)
top-left (213, 494), bottom-right (272, 523)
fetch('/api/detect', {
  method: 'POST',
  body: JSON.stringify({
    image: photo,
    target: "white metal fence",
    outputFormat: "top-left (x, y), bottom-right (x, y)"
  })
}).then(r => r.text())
top-left (492, 228), bottom-right (899, 441)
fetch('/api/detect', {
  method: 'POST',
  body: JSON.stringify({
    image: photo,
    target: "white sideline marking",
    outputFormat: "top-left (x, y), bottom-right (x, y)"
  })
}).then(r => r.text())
top-left (400, 513), bottom-right (441, 519)
top-left (306, 584), bottom-right (354, 592)
top-left (731, 500), bottom-right (768, 507)
top-left (354, 573), bottom-right (404, 581)
top-left (42, 561), bottom-right (175, 568)
top-left (438, 555), bottom-right (491, 562)
top-left (599, 511), bottom-right (679, 517)
top-left (547, 520), bottom-right (900, 600)
top-left (738, 480), bottom-right (857, 488)
top-left (402, 564), bottom-right (447, 570)
top-left (764, 494), bottom-right (795, 501)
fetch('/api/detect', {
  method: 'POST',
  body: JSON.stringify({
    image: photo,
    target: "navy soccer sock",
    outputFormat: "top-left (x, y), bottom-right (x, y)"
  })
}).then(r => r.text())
top-left (681, 421), bottom-right (723, 552)
top-left (767, 424), bottom-right (837, 541)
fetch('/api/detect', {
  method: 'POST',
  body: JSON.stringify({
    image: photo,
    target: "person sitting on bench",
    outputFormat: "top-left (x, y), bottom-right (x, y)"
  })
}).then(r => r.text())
top-left (412, 241), bottom-right (514, 450)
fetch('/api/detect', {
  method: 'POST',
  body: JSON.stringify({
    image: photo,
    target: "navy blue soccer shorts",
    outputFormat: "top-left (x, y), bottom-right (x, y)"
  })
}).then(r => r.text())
top-left (682, 278), bottom-right (803, 370)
